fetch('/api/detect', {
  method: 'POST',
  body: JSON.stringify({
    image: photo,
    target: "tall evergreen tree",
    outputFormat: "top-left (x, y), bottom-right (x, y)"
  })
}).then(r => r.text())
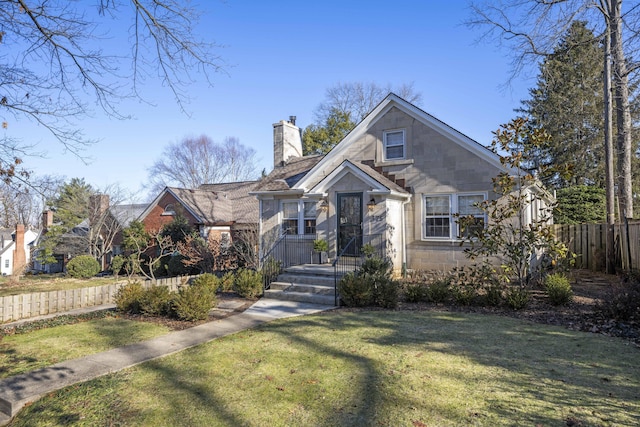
top-left (521, 21), bottom-right (605, 188)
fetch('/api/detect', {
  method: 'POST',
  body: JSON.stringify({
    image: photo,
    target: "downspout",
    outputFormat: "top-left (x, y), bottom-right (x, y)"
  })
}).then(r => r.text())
top-left (401, 197), bottom-right (411, 277)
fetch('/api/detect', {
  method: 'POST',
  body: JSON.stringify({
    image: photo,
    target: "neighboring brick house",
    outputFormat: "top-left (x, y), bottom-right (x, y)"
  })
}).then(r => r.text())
top-left (252, 93), bottom-right (553, 275)
top-left (138, 181), bottom-right (260, 248)
top-left (0, 224), bottom-right (39, 275)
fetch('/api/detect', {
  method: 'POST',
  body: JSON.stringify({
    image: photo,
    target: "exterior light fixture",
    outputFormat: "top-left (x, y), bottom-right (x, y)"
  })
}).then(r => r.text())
top-left (319, 199), bottom-right (329, 212)
top-left (367, 198), bottom-right (376, 212)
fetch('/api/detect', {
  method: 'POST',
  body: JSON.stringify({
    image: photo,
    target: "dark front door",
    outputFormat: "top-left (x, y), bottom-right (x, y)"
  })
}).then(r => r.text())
top-left (337, 193), bottom-right (363, 256)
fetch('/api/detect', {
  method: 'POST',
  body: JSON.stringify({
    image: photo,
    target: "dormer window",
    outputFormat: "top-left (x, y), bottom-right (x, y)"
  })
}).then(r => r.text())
top-left (384, 130), bottom-right (405, 160)
top-left (162, 204), bottom-right (176, 216)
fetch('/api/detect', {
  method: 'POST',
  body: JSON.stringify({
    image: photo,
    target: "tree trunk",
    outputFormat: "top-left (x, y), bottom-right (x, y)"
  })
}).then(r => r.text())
top-left (610, 0), bottom-right (634, 220)
top-left (604, 11), bottom-right (617, 274)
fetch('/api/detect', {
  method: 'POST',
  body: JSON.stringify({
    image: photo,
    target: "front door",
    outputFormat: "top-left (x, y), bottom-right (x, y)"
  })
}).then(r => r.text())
top-left (337, 193), bottom-right (363, 256)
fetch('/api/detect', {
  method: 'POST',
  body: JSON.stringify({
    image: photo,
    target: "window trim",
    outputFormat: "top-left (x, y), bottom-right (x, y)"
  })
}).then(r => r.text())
top-left (422, 192), bottom-right (488, 241)
top-left (383, 129), bottom-right (406, 161)
top-left (162, 203), bottom-right (176, 216)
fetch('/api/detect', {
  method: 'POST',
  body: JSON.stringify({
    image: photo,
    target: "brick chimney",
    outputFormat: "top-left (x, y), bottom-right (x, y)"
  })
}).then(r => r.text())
top-left (13, 224), bottom-right (26, 273)
top-left (42, 210), bottom-right (54, 231)
top-left (273, 117), bottom-right (303, 167)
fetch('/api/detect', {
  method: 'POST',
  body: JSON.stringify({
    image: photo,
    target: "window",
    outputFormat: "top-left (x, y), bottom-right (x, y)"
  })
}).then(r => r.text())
top-left (384, 130), bottom-right (405, 160)
top-left (458, 194), bottom-right (485, 238)
top-left (4, 259), bottom-right (9, 268)
top-left (282, 200), bottom-right (316, 235)
top-left (424, 195), bottom-right (451, 238)
top-left (162, 204), bottom-right (176, 216)
top-left (424, 193), bottom-right (486, 239)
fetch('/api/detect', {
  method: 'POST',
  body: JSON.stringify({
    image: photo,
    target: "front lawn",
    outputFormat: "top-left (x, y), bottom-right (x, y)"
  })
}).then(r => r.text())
top-left (9, 310), bottom-right (639, 426)
top-left (0, 314), bottom-right (172, 379)
top-left (0, 275), bottom-right (124, 297)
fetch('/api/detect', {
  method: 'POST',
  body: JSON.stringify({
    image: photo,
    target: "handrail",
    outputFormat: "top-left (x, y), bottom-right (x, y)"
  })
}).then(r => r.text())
top-left (259, 232), bottom-right (286, 268)
top-left (332, 236), bottom-right (359, 306)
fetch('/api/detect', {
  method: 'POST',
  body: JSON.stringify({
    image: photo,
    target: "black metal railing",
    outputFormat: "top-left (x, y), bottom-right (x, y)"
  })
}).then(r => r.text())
top-left (332, 234), bottom-right (386, 306)
top-left (260, 233), bottom-right (316, 290)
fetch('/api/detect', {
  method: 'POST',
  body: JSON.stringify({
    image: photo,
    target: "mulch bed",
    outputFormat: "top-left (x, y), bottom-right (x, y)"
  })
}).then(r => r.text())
top-left (126, 271), bottom-right (639, 347)
top-left (398, 269), bottom-right (640, 346)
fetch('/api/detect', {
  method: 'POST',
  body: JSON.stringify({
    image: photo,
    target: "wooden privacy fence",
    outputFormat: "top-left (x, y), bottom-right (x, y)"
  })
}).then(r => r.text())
top-left (553, 222), bottom-right (640, 271)
top-left (0, 275), bottom-right (198, 324)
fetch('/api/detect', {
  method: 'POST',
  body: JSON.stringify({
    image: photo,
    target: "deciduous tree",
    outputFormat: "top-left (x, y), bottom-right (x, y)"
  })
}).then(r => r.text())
top-left (147, 136), bottom-right (258, 194)
top-left (1, 1), bottom-right (224, 189)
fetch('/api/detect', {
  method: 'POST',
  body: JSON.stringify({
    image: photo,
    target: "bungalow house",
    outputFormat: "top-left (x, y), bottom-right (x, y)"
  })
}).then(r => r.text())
top-left (252, 93), bottom-right (552, 276)
top-left (0, 224), bottom-right (39, 275)
top-left (138, 181), bottom-right (260, 255)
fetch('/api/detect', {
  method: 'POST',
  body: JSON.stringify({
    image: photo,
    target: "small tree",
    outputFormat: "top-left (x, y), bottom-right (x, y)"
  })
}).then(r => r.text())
top-left (458, 118), bottom-right (570, 288)
top-left (122, 220), bottom-right (175, 280)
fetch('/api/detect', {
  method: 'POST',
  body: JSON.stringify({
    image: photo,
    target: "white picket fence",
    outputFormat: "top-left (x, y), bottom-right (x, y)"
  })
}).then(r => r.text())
top-left (0, 275), bottom-right (197, 323)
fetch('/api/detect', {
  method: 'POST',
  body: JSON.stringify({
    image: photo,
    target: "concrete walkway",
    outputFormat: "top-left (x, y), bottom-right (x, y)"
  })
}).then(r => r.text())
top-left (0, 299), bottom-right (335, 425)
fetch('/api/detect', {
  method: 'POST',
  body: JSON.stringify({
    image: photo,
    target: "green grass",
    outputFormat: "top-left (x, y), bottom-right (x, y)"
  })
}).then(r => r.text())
top-left (0, 317), bottom-right (172, 379)
top-left (8, 310), bottom-right (639, 426)
top-left (0, 275), bottom-right (123, 297)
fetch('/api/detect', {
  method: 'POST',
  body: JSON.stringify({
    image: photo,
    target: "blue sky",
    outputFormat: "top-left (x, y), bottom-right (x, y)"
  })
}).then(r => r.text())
top-left (16, 1), bottom-right (533, 202)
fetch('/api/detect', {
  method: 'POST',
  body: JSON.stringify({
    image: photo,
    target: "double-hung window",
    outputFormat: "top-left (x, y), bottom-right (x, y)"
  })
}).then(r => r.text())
top-left (282, 200), bottom-right (316, 235)
top-left (384, 130), bottom-right (405, 160)
top-left (423, 193), bottom-right (486, 239)
top-left (458, 194), bottom-right (485, 238)
top-left (424, 195), bottom-right (451, 238)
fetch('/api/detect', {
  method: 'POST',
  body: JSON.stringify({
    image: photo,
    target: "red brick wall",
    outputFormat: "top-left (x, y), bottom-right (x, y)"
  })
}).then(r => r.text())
top-left (142, 193), bottom-right (200, 232)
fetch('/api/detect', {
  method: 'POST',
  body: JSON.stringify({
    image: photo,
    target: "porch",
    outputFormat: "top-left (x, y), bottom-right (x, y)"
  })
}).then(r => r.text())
top-left (260, 233), bottom-right (386, 306)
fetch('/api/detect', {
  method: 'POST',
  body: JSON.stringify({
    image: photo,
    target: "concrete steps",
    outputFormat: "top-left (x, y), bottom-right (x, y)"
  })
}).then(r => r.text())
top-left (263, 264), bottom-right (342, 306)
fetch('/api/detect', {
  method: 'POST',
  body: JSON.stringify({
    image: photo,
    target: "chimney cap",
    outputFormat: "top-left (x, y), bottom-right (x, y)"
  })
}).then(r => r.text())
top-left (289, 116), bottom-right (296, 126)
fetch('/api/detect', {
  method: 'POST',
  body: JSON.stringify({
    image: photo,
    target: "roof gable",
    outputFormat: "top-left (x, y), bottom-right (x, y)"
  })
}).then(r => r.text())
top-left (295, 93), bottom-right (505, 190)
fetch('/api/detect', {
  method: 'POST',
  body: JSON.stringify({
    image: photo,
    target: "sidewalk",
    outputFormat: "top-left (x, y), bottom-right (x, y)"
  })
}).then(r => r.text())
top-left (0, 299), bottom-right (335, 425)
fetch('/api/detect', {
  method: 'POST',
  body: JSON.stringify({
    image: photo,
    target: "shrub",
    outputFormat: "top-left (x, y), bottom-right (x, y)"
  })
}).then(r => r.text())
top-left (114, 282), bottom-right (144, 314)
top-left (505, 286), bottom-right (529, 310)
top-left (338, 255), bottom-right (399, 308)
top-left (111, 255), bottom-right (125, 277)
top-left (597, 274), bottom-right (640, 321)
top-left (172, 283), bottom-right (217, 321)
top-left (338, 272), bottom-right (372, 307)
top-left (219, 271), bottom-right (235, 292)
top-left (544, 273), bottom-right (573, 306)
top-left (139, 285), bottom-right (173, 316)
top-left (426, 278), bottom-right (451, 303)
top-left (166, 254), bottom-right (192, 277)
top-left (234, 268), bottom-right (263, 298)
top-left (192, 273), bottom-right (221, 293)
top-left (404, 282), bottom-right (429, 303)
top-left (451, 284), bottom-right (478, 306)
top-left (66, 255), bottom-right (101, 278)
top-left (483, 283), bottom-right (504, 307)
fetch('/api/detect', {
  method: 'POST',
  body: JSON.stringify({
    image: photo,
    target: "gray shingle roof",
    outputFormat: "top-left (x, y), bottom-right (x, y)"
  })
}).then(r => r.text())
top-left (255, 155), bottom-right (323, 191)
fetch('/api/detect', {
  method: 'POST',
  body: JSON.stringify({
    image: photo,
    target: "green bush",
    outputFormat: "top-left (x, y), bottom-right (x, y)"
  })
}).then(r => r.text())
top-left (451, 284), bottom-right (478, 306)
top-left (114, 282), bottom-right (144, 314)
top-left (483, 283), bottom-right (504, 307)
top-left (505, 286), bottom-right (530, 310)
top-left (338, 256), bottom-right (399, 308)
top-left (234, 268), bottom-right (263, 298)
top-left (172, 283), bottom-right (217, 321)
top-left (544, 273), bottom-right (573, 306)
top-left (426, 278), bottom-right (451, 303)
top-left (111, 255), bottom-right (125, 276)
top-left (192, 273), bottom-right (221, 293)
top-left (338, 272), bottom-right (372, 307)
top-left (139, 285), bottom-right (173, 316)
top-left (66, 255), bottom-right (101, 278)
top-left (404, 282), bottom-right (429, 303)
top-left (219, 271), bottom-right (235, 292)
top-left (166, 254), bottom-right (192, 277)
